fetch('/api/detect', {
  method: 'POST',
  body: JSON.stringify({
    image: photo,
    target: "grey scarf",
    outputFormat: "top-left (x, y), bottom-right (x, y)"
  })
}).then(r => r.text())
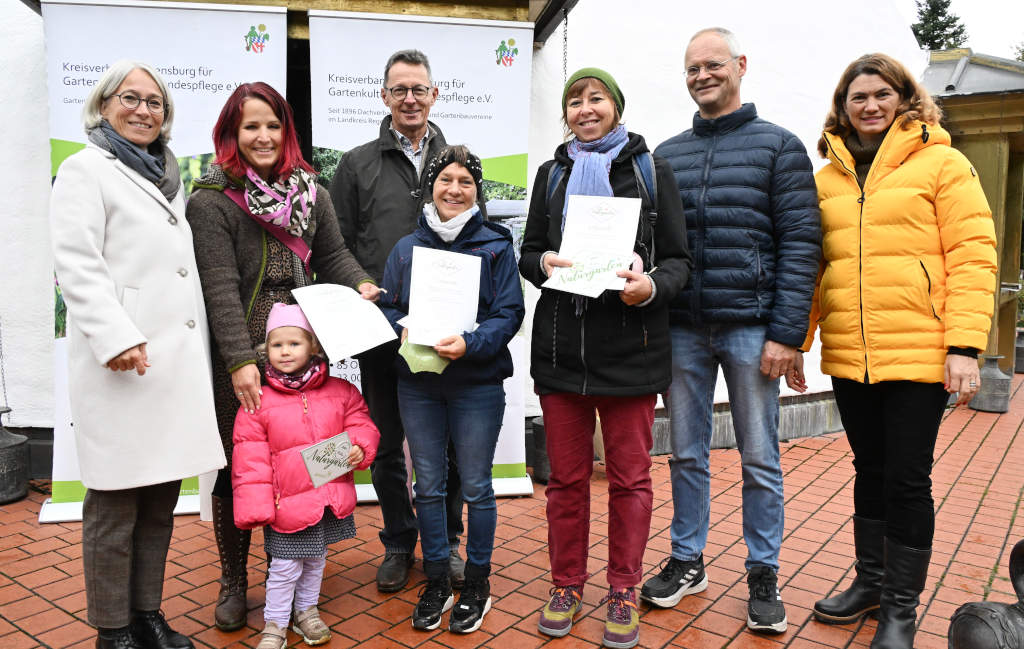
top-left (88, 120), bottom-right (181, 202)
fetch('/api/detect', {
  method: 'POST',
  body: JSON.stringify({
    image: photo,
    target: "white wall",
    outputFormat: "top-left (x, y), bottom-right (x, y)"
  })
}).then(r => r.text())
top-left (526, 0), bottom-right (926, 405)
top-left (2, 0), bottom-right (54, 427)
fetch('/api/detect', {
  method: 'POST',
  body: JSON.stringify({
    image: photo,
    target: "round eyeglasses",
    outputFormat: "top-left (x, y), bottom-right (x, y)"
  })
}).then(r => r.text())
top-left (685, 56), bottom-right (740, 79)
top-left (110, 92), bottom-right (165, 114)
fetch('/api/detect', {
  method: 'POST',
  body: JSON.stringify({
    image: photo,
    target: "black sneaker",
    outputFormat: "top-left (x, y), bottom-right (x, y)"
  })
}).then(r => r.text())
top-left (449, 575), bottom-right (491, 633)
top-left (639, 555), bottom-right (708, 608)
top-left (746, 566), bottom-right (787, 634)
top-left (412, 575), bottom-right (454, 630)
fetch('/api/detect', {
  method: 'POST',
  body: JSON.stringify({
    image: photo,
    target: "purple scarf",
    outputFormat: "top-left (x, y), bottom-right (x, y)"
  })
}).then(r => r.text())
top-left (561, 124), bottom-right (629, 229)
top-left (266, 358), bottom-right (321, 391)
top-left (243, 166), bottom-right (317, 237)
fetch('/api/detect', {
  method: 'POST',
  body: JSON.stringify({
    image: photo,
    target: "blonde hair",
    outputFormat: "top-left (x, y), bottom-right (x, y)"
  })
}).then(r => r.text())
top-left (818, 53), bottom-right (941, 157)
top-left (82, 60), bottom-right (174, 142)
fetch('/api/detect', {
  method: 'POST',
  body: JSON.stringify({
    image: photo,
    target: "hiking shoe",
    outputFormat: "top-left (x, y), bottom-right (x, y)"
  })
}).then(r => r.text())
top-left (640, 555), bottom-right (708, 608)
top-left (255, 621), bottom-right (287, 649)
top-left (291, 605), bottom-right (331, 645)
top-left (449, 575), bottom-right (491, 633)
top-left (377, 550), bottom-right (414, 592)
top-left (747, 566), bottom-right (787, 634)
top-left (411, 575), bottom-right (454, 630)
top-left (602, 587), bottom-right (639, 648)
top-left (537, 585), bottom-right (583, 637)
top-left (449, 546), bottom-right (466, 591)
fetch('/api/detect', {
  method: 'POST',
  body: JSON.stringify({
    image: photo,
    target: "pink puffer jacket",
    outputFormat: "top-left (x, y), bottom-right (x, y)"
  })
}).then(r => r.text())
top-left (232, 361), bottom-right (379, 533)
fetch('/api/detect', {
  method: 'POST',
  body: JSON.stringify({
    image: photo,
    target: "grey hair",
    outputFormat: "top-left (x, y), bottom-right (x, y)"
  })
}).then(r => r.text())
top-left (689, 27), bottom-right (742, 57)
top-left (383, 49), bottom-right (433, 85)
top-left (81, 60), bottom-right (174, 142)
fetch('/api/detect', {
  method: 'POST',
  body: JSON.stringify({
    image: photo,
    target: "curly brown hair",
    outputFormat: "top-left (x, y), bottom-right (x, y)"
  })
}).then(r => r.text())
top-left (817, 53), bottom-right (941, 157)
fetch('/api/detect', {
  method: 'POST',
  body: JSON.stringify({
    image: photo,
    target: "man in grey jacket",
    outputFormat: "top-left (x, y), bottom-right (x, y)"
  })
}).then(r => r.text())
top-left (640, 27), bottom-right (821, 635)
top-left (329, 49), bottom-right (464, 593)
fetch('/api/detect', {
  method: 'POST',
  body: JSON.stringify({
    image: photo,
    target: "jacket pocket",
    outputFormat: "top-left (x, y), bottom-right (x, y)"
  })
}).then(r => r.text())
top-left (918, 260), bottom-right (941, 321)
top-left (120, 286), bottom-right (140, 321)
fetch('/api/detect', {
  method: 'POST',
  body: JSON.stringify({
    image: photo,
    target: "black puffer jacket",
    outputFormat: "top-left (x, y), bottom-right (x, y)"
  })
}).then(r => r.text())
top-left (519, 132), bottom-right (692, 396)
top-left (329, 116), bottom-right (447, 283)
top-left (654, 103), bottom-right (821, 347)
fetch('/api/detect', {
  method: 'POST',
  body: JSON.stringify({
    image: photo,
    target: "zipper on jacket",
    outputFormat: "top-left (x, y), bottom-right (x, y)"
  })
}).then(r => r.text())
top-left (919, 260), bottom-right (941, 320)
top-left (825, 135), bottom-right (871, 381)
top-left (245, 231), bottom-right (270, 323)
top-left (692, 136), bottom-right (717, 321)
top-left (301, 392), bottom-right (308, 413)
top-left (579, 307), bottom-right (588, 395)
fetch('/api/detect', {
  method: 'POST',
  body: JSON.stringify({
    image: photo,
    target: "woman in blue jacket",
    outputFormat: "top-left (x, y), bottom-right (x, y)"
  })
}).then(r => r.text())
top-left (380, 145), bottom-right (525, 635)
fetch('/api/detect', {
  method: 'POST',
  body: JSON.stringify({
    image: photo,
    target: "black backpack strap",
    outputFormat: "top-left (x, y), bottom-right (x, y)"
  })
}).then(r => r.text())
top-left (545, 161), bottom-right (566, 217)
top-left (632, 152), bottom-right (659, 265)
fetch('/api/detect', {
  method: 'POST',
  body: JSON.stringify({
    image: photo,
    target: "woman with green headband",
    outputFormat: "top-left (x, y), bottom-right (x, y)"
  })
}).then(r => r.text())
top-left (519, 67), bottom-right (692, 649)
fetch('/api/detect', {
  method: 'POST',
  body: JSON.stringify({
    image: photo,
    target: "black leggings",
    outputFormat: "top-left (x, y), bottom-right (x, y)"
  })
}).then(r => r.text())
top-left (832, 377), bottom-right (949, 549)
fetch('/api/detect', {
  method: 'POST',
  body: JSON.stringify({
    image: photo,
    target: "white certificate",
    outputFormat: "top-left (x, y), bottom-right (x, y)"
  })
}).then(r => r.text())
top-left (300, 431), bottom-right (352, 488)
top-left (402, 247), bottom-right (481, 346)
top-left (542, 195), bottom-right (642, 298)
top-left (292, 284), bottom-right (397, 361)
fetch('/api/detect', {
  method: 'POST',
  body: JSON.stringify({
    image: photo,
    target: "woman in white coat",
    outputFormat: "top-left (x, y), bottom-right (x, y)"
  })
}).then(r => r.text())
top-left (50, 60), bottom-right (226, 649)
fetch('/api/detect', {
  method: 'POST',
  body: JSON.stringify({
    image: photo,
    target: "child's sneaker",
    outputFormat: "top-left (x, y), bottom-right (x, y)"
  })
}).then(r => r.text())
top-left (537, 585), bottom-right (583, 637)
top-left (602, 587), bottom-right (639, 649)
top-left (292, 605), bottom-right (331, 645)
top-left (256, 621), bottom-right (287, 649)
top-left (449, 574), bottom-right (491, 633)
top-left (412, 575), bottom-right (454, 630)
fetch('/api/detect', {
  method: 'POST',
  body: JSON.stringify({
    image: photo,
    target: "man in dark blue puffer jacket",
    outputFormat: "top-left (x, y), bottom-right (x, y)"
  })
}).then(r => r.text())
top-left (639, 27), bottom-right (821, 636)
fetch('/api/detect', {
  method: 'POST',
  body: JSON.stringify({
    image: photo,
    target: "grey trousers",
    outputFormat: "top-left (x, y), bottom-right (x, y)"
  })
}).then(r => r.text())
top-left (82, 480), bottom-right (181, 628)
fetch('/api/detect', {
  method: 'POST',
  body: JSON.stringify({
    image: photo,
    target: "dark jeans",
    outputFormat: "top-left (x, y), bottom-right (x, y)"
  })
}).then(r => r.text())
top-left (398, 379), bottom-right (504, 567)
top-left (82, 480), bottom-right (181, 628)
top-left (832, 377), bottom-right (949, 548)
top-left (359, 340), bottom-right (464, 553)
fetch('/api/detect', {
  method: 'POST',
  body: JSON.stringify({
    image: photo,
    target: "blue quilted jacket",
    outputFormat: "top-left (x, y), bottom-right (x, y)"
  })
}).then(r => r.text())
top-left (654, 103), bottom-right (821, 347)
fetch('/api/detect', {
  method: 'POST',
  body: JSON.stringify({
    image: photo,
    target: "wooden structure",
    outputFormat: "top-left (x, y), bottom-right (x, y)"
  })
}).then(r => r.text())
top-left (923, 49), bottom-right (1024, 372)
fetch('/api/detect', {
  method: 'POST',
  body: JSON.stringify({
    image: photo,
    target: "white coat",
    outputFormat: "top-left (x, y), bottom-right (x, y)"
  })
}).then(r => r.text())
top-left (50, 144), bottom-right (226, 490)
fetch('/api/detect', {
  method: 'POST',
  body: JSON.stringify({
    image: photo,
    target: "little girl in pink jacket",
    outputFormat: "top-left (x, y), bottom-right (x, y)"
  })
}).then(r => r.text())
top-left (232, 303), bottom-right (380, 649)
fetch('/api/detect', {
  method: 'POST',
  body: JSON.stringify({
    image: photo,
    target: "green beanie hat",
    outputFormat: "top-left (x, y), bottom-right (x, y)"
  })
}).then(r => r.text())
top-left (562, 67), bottom-right (625, 115)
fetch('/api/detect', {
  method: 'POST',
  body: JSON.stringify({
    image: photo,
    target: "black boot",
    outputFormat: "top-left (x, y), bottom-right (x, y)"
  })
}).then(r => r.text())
top-left (870, 539), bottom-right (931, 649)
top-left (814, 517), bottom-right (885, 624)
top-left (450, 562), bottom-right (491, 633)
top-left (212, 495), bottom-right (250, 631)
top-left (130, 610), bottom-right (194, 649)
top-left (96, 626), bottom-right (145, 649)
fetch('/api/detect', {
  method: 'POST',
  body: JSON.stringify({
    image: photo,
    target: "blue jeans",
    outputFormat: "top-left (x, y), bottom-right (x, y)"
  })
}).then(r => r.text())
top-left (667, 323), bottom-right (784, 571)
top-left (397, 378), bottom-right (505, 568)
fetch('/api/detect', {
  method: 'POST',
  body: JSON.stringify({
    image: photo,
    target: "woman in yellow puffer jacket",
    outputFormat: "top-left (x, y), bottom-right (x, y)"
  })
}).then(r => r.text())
top-left (791, 53), bottom-right (997, 649)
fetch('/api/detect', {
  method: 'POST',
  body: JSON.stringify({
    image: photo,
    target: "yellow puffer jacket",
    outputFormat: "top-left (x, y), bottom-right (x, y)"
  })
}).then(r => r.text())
top-left (803, 117), bottom-right (997, 384)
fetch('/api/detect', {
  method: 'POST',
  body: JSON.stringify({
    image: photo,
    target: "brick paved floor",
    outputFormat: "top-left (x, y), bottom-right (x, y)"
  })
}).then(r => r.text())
top-left (2, 377), bottom-right (1021, 649)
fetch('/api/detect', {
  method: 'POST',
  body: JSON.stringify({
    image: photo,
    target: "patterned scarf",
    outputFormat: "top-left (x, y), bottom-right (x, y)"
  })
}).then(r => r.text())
top-left (266, 357), bottom-right (321, 390)
top-left (244, 166), bottom-right (317, 237)
top-left (561, 124), bottom-right (629, 228)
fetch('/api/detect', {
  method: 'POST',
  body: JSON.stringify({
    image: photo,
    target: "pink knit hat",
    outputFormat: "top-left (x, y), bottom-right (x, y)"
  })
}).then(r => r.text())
top-left (266, 303), bottom-right (313, 337)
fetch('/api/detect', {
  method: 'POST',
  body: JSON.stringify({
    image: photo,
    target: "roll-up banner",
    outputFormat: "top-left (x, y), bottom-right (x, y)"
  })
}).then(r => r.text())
top-left (41, 0), bottom-right (287, 522)
top-left (308, 11), bottom-right (534, 497)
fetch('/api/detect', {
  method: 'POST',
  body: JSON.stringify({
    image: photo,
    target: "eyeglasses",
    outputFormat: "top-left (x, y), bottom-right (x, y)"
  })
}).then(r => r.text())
top-left (111, 92), bottom-right (165, 114)
top-left (384, 85), bottom-right (432, 101)
top-left (685, 56), bottom-right (740, 79)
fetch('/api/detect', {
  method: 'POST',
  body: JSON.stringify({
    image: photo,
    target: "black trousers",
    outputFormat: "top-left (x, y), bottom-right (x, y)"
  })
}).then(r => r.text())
top-left (82, 480), bottom-right (181, 628)
top-left (358, 339), bottom-right (464, 553)
top-left (832, 377), bottom-right (949, 549)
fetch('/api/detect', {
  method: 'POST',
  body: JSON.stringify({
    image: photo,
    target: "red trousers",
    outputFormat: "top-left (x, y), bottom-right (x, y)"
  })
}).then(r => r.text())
top-left (539, 392), bottom-right (656, 589)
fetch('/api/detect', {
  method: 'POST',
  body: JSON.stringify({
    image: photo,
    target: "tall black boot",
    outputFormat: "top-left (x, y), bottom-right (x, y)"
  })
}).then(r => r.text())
top-left (814, 516), bottom-right (885, 624)
top-left (870, 538), bottom-right (931, 649)
top-left (211, 495), bottom-right (250, 631)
